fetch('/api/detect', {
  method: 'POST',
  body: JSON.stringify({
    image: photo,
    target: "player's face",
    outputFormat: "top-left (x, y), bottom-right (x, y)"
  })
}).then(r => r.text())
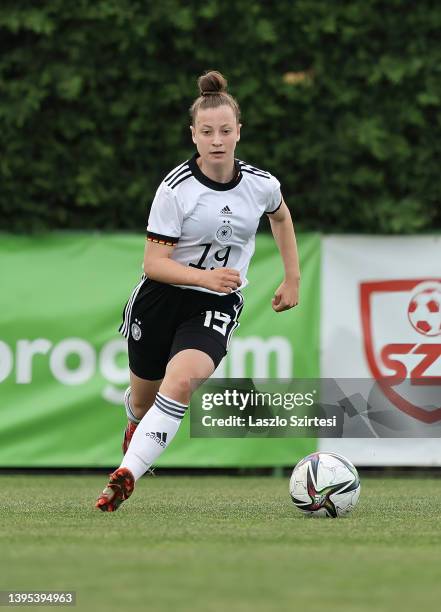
top-left (191, 105), bottom-right (241, 168)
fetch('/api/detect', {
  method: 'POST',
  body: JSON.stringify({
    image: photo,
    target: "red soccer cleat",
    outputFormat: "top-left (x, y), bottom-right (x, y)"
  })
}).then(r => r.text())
top-left (95, 467), bottom-right (135, 512)
top-left (122, 421), bottom-right (138, 454)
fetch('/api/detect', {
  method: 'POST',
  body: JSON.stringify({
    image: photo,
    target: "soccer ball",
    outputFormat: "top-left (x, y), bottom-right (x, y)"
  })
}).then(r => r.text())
top-left (289, 452), bottom-right (360, 518)
top-left (407, 285), bottom-right (441, 337)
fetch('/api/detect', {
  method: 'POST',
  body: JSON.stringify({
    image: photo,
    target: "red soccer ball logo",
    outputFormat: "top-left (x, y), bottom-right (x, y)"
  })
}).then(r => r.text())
top-left (407, 285), bottom-right (441, 337)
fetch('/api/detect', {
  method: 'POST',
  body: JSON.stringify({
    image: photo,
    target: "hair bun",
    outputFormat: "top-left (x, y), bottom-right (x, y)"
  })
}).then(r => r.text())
top-left (198, 70), bottom-right (228, 96)
top-left (190, 70), bottom-right (240, 125)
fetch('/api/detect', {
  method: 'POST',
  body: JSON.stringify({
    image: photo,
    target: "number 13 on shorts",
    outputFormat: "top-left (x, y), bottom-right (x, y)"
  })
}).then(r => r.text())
top-left (203, 311), bottom-right (232, 335)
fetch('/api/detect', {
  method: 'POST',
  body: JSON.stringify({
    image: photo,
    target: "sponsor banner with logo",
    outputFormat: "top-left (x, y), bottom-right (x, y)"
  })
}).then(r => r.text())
top-left (0, 233), bottom-right (320, 467)
top-left (319, 235), bottom-right (441, 465)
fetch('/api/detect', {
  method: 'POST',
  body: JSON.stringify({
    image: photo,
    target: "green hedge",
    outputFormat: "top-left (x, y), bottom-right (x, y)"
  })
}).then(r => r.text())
top-left (1, 0), bottom-right (440, 233)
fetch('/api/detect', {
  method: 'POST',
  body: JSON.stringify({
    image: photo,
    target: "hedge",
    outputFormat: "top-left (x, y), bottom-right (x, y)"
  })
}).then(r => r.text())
top-left (1, 0), bottom-right (440, 233)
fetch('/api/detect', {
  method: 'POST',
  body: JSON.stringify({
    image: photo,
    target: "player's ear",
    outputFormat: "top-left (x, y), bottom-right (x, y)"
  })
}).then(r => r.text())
top-left (236, 123), bottom-right (242, 142)
top-left (190, 125), bottom-right (197, 144)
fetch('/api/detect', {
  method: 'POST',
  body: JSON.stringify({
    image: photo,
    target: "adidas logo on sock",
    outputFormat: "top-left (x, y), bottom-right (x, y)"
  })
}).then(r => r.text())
top-left (147, 431), bottom-right (168, 447)
top-left (220, 205), bottom-right (233, 215)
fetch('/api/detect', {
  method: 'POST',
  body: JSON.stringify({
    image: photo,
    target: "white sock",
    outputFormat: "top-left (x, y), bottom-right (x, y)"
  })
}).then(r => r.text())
top-left (120, 392), bottom-right (188, 480)
top-left (124, 387), bottom-right (141, 424)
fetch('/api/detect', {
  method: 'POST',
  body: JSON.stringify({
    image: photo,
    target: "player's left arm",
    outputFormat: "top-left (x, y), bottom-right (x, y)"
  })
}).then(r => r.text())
top-left (267, 197), bottom-right (300, 312)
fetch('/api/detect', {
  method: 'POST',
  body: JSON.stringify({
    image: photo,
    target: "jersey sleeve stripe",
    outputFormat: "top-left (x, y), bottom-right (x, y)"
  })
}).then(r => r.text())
top-left (169, 171), bottom-right (193, 189)
top-left (165, 165), bottom-right (190, 186)
top-left (266, 197), bottom-right (283, 214)
top-left (146, 231), bottom-right (179, 246)
top-left (164, 161), bottom-right (189, 182)
top-left (240, 167), bottom-right (271, 179)
top-left (238, 161), bottom-right (271, 178)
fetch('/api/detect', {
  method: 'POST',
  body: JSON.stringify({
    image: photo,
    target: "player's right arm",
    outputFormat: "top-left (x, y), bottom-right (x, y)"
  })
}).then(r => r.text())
top-left (144, 241), bottom-right (241, 293)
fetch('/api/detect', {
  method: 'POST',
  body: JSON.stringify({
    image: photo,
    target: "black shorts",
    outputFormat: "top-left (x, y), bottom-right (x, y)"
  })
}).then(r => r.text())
top-left (119, 278), bottom-right (244, 380)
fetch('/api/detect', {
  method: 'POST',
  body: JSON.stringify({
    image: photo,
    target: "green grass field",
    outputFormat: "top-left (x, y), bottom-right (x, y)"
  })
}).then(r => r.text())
top-left (1, 474), bottom-right (440, 612)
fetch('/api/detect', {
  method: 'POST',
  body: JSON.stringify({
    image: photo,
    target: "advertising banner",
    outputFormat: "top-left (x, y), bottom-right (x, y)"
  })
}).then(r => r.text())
top-left (319, 235), bottom-right (441, 465)
top-left (0, 233), bottom-right (320, 467)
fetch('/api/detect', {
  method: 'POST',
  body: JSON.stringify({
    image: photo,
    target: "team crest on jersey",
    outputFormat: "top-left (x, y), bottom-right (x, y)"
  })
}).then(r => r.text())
top-left (360, 279), bottom-right (441, 423)
top-left (131, 319), bottom-right (142, 341)
top-left (216, 220), bottom-right (233, 242)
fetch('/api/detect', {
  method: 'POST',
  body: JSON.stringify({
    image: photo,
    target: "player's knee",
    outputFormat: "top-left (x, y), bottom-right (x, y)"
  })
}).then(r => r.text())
top-left (163, 373), bottom-right (192, 401)
top-left (131, 396), bottom-right (151, 414)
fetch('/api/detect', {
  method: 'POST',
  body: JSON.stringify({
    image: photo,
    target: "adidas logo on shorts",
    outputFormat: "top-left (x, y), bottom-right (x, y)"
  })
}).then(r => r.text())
top-left (147, 431), bottom-right (168, 447)
top-left (220, 205), bottom-right (233, 215)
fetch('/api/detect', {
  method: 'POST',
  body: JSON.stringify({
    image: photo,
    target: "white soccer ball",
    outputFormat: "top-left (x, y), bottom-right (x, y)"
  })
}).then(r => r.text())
top-left (289, 452), bottom-right (361, 518)
top-left (407, 286), bottom-right (441, 337)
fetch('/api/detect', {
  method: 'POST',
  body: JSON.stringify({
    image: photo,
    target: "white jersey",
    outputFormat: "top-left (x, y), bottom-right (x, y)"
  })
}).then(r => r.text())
top-left (146, 153), bottom-right (282, 294)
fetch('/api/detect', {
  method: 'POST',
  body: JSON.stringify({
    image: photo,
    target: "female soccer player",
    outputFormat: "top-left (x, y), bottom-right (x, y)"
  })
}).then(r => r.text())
top-left (96, 70), bottom-right (300, 511)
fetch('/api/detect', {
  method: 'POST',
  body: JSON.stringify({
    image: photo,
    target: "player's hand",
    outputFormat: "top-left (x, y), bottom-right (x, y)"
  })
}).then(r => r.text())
top-left (199, 268), bottom-right (242, 293)
top-left (272, 279), bottom-right (299, 312)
